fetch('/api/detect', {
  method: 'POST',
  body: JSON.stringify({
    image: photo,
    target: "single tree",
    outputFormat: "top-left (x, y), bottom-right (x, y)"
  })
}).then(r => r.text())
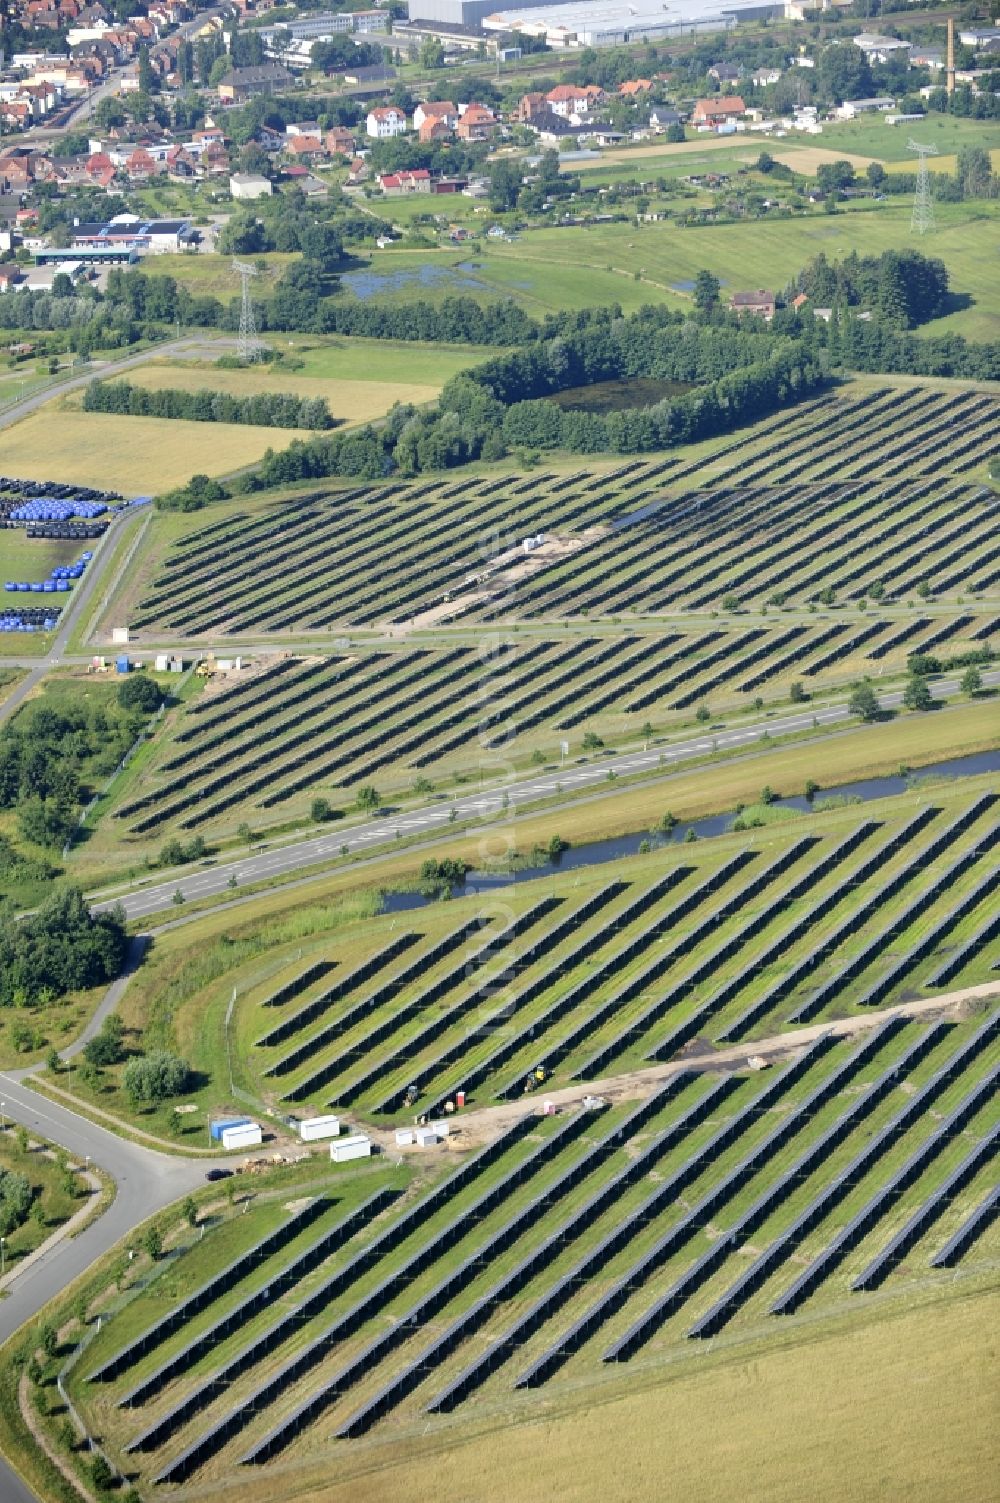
top-left (960, 665), bottom-right (982, 696)
top-left (693, 269), bottom-right (721, 313)
top-left (848, 680), bottom-right (881, 722)
top-left (902, 674), bottom-right (934, 711)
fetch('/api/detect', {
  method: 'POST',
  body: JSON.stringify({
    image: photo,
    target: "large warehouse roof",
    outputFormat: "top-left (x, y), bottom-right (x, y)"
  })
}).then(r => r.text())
top-left (480, 0), bottom-right (780, 42)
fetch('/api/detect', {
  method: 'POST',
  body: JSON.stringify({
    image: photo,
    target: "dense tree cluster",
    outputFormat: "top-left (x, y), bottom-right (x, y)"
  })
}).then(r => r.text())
top-left (0, 696), bottom-right (147, 851)
top-left (245, 310), bottom-right (826, 485)
top-left (122, 1050), bottom-right (191, 1105)
top-left (0, 888), bottom-right (128, 1010)
top-left (83, 378), bottom-right (333, 430)
top-left (793, 249), bottom-right (949, 329)
top-left (0, 1170), bottom-right (32, 1238)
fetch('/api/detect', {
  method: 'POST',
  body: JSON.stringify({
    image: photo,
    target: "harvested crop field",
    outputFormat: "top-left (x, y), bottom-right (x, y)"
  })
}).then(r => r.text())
top-left (0, 405), bottom-right (308, 493)
top-left (76, 361), bottom-right (440, 424)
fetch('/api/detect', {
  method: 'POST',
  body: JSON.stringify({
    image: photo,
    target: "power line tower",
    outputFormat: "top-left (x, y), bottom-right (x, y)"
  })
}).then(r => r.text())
top-left (232, 259), bottom-right (262, 362)
top-left (908, 139), bottom-right (938, 236)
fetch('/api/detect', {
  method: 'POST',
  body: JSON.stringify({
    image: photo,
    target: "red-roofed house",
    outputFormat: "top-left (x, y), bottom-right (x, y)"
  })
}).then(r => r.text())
top-left (413, 99), bottom-right (457, 130)
top-left (366, 105), bottom-right (407, 138)
top-left (325, 126), bottom-right (354, 156)
top-left (125, 147), bottom-right (157, 179)
top-left (378, 167), bottom-right (431, 195)
top-left (419, 116), bottom-right (452, 143)
top-left (286, 134), bottom-right (325, 159)
top-left (619, 78), bottom-right (652, 96)
top-left (545, 83), bottom-right (605, 117)
top-left (456, 104), bottom-right (499, 141)
top-left (692, 96), bottom-right (746, 125)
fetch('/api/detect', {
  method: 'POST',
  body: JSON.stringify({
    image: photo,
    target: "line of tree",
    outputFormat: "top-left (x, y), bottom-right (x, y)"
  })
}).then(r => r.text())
top-left (82, 379), bottom-right (333, 430)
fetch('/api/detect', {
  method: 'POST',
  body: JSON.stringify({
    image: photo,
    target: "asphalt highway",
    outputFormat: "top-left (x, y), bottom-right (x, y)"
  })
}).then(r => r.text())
top-left (94, 670), bottom-right (998, 922)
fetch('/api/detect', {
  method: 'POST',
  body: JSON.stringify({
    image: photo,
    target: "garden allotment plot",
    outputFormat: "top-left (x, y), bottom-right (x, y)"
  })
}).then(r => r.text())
top-left (232, 790), bottom-right (1000, 1120)
top-left (75, 1010), bottom-right (999, 1488)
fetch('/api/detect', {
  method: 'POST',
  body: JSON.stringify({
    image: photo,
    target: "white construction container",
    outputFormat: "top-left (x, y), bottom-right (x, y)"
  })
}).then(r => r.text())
top-left (430, 1119), bottom-right (450, 1138)
top-left (154, 654), bottom-right (170, 672)
top-left (221, 1121), bottom-right (262, 1151)
top-left (330, 1133), bottom-right (371, 1163)
top-left (298, 1115), bottom-right (340, 1143)
top-left (415, 1127), bottom-right (440, 1148)
top-left (112, 627), bottom-right (130, 644)
top-left (395, 1129), bottom-right (414, 1147)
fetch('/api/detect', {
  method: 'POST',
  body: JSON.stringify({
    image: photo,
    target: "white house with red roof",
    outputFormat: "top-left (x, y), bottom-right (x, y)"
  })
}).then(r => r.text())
top-left (366, 105), bottom-right (407, 138)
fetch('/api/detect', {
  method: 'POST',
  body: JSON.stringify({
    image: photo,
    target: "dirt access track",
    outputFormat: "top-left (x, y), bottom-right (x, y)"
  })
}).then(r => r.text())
top-left (395, 529), bottom-right (605, 632)
top-left (382, 981), bottom-right (1000, 1153)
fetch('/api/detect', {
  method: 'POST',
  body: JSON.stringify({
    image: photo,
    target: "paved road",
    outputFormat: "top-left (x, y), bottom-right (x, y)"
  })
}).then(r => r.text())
top-left (0, 337), bottom-right (234, 435)
top-left (93, 671), bottom-right (999, 922)
top-left (0, 1078), bottom-right (214, 1348)
top-left (0, 1078), bottom-right (219, 1502)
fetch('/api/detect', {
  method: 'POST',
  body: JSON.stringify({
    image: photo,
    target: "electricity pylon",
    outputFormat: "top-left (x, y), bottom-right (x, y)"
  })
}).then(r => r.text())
top-left (233, 259), bottom-right (262, 362)
top-left (908, 139), bottom-right (938, 235)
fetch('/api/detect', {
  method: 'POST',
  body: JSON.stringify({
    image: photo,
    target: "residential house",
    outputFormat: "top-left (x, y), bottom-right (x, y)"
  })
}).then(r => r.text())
top-left (325, 127), bottom-right (355, 156)
top-left (285, 134), bottom-right (325, 160)
top-left (619, 78), bottom-right (652, 96)
top-left (752, 67), bottom-right (782, 86)
top-left (708, 62), bottom-right (742, 84)
top-left (545, 83), bottom-right (604, 118)
top-left (649, 107), bottom-right (681, 130)
top-left (413, 99), bottom-right (457, 130)
top-left (455, 104), bottom-right (498, 142)
top-left (730, 289), bottom-right (775, 319)
top-left (366, 105), bottom-right (407, 138)
top-left (514, 91), bottom-right (547, 121)
top-left (419, 116), bottom-right (452, 144)
top-left (378, 168), bottom-right (431, 195)
top-left (216, 62), bottom-right (293, 101)
top-left (691, 96), bottom-right (745, 126)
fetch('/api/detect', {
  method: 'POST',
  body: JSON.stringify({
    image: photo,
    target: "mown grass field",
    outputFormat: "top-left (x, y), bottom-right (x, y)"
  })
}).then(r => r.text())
top-left (475, 201), bottom-right (1000, 340)
top-left (289, 1285), bottom-right (1000, 1503)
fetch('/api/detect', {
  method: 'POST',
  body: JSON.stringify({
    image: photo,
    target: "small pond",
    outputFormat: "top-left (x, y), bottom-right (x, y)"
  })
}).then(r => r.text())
top-left (547, 378), bottom-right (693, 415)
top-left (341, 263), bottom-right (487, 301)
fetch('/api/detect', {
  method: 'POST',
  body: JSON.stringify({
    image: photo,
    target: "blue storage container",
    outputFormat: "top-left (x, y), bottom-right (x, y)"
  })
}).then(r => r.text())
top-left (210, 1117), bottom-right (251, 1142)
